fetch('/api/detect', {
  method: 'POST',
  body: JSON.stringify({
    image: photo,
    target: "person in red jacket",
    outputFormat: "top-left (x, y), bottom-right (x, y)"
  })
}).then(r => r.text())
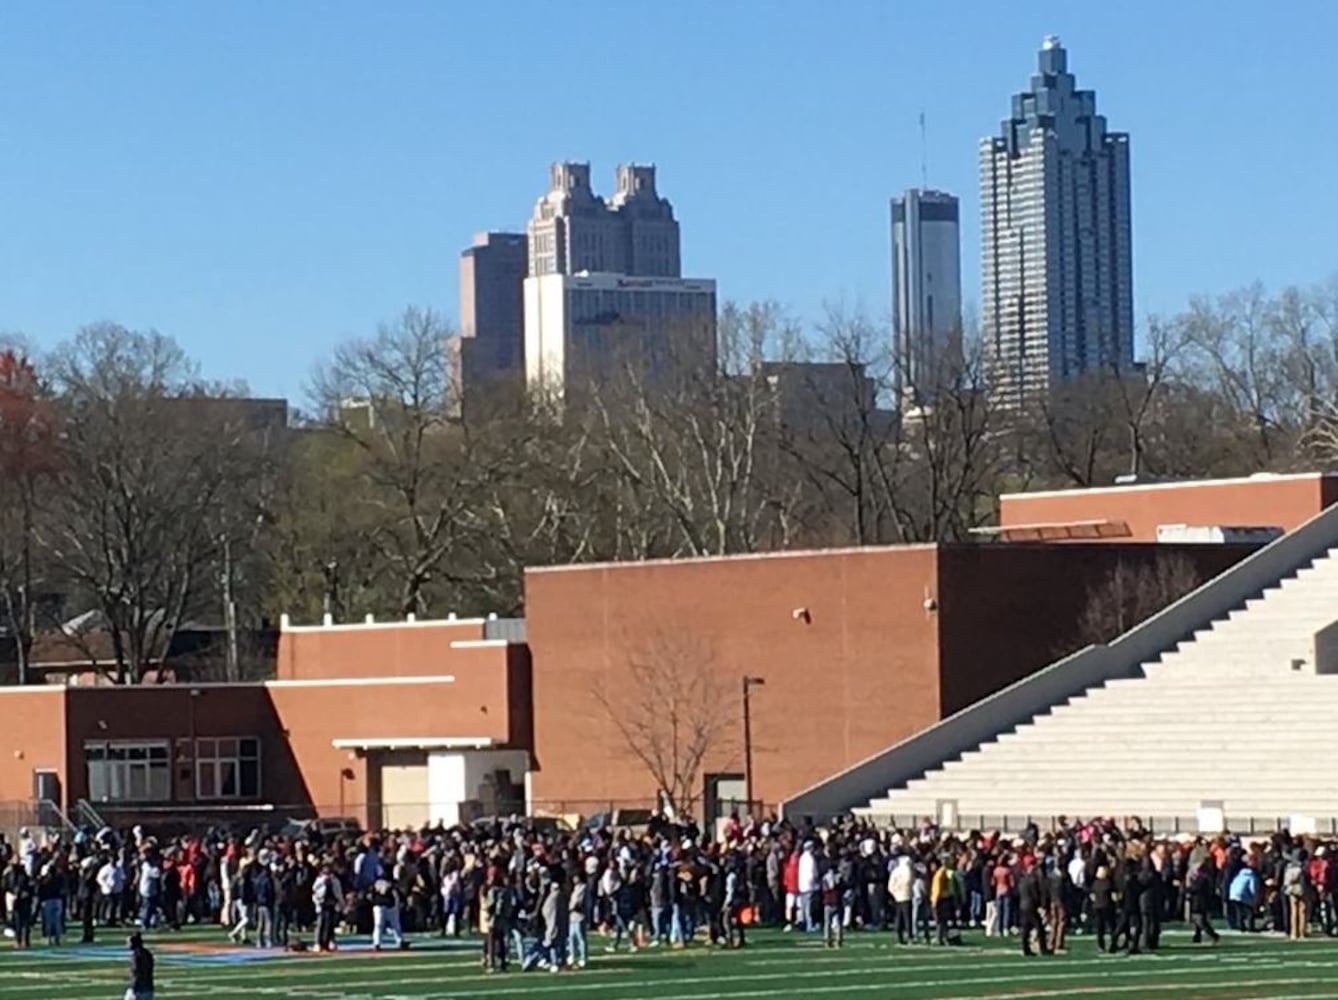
top-left (1309, 849), bottom-right (1330, 934)
top-left (782, 848), bottom-right (801, 931)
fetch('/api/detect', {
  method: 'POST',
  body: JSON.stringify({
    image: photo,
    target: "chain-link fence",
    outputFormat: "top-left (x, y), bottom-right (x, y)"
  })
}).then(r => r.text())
top-left (0, 799), bottom-right (69, 843)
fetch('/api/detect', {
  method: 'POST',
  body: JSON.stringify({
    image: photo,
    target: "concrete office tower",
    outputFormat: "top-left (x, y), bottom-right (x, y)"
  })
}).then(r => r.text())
top-left (526, 162), bottom-right (681, 278)
top-left (891, 189), bottom-right (962, 405)
top-left (525, 273), bottom-right (717, 407)
top-left (981, 36), bottom-right (1134, 408)
top-left (450, 232), bottom-right (528, 415)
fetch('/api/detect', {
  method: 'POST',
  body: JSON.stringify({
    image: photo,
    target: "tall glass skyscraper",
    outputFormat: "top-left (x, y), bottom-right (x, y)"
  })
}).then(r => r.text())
top-left (891, 188), bottom-right (962, 406)
top-left (981, 36), bottom-right (1134, 407)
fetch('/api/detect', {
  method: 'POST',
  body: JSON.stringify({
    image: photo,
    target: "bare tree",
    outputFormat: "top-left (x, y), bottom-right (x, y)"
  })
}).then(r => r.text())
top-left (466, 397), bottom-right (614, 613)
top-left (43, 324), bottom-right (264, 684)
top-left (592, 303), bottom-right (797, 558)
top-left (1073, 554), bottom-right (1205, 648)
top-left (311, 306), bottom-right (491, 616)
top-left (0, 345), bottom-right (56, 683)
top-left (780, 304), bottom-right (904, 545)
top-left (1177, 284), bottom-right (1295, 467)
top-left (263, 425), bottom-right (392, 623)
top-left (592, 631), bottom-right (736, 815)
top-left (894, 331), bottom-right (1002, 541)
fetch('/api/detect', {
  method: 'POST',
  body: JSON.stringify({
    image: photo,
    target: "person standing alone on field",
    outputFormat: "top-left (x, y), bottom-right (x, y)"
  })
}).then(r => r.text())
top-left (125, 932), bottom-right (154, 1000)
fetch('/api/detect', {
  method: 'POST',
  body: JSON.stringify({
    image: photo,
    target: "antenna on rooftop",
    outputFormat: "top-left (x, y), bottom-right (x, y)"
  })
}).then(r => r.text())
top-left (919, 110), bottom-right (928, 188)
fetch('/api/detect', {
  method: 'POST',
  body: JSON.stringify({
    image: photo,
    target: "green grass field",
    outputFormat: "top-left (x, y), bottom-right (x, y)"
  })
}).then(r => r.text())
top-left (3, 926), bottom-right (1337, 1000)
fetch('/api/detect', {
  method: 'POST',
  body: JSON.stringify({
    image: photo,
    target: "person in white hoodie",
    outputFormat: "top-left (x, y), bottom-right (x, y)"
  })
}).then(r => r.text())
top-left (17, 829), bottom-right (37, 877)
top-left (797, 842), bottom-right (819, 933)
top-left (98, 856), bottom-right (125, 926)
top-left (887, 855), bottom-right (914, 945)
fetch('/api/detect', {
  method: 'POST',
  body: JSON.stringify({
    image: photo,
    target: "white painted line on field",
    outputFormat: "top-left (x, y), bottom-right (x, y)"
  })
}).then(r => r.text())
top-left (929, 980), bottom-right (1331, 1000)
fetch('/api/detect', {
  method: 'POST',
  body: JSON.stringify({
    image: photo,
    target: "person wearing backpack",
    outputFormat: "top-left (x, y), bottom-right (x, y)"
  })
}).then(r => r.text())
top-left (1284, 850), bottom-right (1310, 940)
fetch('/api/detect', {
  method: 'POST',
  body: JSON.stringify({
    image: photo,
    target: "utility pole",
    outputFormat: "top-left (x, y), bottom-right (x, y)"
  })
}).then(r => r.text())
top-left (742, 675), bottom-right (766, 817)
top-left (14, 584), bottom-right (27, 687)
top-left (221, 537), bottom-right (238, 682)
top-left (322, 560), bottom-right (340, 623)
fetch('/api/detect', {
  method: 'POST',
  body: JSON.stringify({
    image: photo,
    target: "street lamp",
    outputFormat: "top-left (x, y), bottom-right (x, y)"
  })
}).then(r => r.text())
top-left (742, 676), bottom-right (766, 817)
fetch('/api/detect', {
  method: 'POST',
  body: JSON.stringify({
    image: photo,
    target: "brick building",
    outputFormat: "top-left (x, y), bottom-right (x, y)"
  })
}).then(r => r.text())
top-left (998, 472), bottom-right (1338, 541)
top-left (523, 542), bottom-right (1250, 822)
top-left (3, 472), bottom-right (1321, 834)
top-left (0, 618), bottom-right (530, 833)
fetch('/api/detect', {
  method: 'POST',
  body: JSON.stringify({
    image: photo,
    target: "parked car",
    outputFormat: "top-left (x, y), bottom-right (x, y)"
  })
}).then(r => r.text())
top-left (581, 808), bottom-right (655, 836)
top-left (280, 816), bottom-right (363, 841)
top-left (471, 814), bottom-right (574, 836)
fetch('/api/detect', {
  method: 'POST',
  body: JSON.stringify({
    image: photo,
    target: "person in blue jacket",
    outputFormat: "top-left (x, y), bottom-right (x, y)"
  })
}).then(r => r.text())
top-left (1229, 862), bottom-right (1260, 933)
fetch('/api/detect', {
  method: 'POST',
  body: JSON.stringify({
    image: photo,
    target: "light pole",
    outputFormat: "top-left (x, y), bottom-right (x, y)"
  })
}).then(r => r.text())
top-left (742, 676), bottom-right (766, 817)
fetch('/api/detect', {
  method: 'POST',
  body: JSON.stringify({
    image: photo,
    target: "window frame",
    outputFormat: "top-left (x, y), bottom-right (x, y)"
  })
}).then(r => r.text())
top-left (193, 736), bottom-right (262, 801)
top-left (84, 739), bottom-right (172, 803)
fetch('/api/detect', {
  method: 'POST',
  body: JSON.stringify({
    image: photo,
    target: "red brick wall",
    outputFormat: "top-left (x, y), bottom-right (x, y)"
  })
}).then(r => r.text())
top-left (276, 619), bottom-right (489, 680)
top-left (62, 685), bottom-right (284, 806)
top-left (268, 650), bottom-right (518, 823)
top-left (1000, 475), bottom-right (1333, 542)
top-left (25, 638), bottom-right (522, 827)
top-left (936, 543), bottom-right (1257, 716)
top-left (0, 689), bottom-right (68, 806)
top-left (524, 547), bottom-right (944, 812)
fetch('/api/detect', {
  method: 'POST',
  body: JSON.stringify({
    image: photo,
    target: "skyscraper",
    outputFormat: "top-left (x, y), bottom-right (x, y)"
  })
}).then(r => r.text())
top-left (891, 188), bottom-right (962, 404)
top-left (981, 36), bottom-right (1134, 407)
top-left (521, 163), bottom-right (712, 408)
top-left (526, 162), bottom-right (680, 278)
top-left (525, 273), bottom-right (717, 407)
top-left (459, 231), bottom-right (527, 342)
top-left (450, 231), bottom-right (528, 416)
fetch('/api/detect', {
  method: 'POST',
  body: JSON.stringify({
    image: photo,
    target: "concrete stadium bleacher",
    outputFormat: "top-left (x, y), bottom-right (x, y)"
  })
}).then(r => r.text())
top-left (782, 502), bottom-right (1338, 833)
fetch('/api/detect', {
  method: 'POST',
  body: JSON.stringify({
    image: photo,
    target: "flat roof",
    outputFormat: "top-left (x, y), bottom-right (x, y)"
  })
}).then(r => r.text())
top-left (527, 542), bottom-right (938, 575)
top-left (280, 615), bottom-right (488, 632)
top-left (1001, 471), bottom-right (1335, 503)
top-left (970, 519), bottom-right (1132, 540)
top-left (45, 675), bottom-right (459, 692)
top-left (331, 736), bottom-right (495, 751)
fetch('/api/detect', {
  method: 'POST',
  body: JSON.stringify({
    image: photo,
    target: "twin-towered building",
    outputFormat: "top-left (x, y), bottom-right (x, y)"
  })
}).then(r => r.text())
top-left (454, 162), bottom-right (716, 412)
top-left (523, 163), bottom-right (716, 406)
top-left (526, 161), bottom-right (681, 279)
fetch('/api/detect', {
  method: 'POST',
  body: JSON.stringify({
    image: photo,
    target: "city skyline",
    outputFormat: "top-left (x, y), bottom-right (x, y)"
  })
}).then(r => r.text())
top-left (2, 3), bottom-right (1336, 401)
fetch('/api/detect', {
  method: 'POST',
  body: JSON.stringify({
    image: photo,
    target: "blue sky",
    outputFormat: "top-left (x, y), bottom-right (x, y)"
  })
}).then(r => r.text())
top-left (2, 0), bottom-right (1336, 401)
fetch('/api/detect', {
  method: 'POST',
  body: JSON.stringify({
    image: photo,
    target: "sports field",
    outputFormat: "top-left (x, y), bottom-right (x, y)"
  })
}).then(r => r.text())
top-left (2, 927), bottom-right (1336, 1000)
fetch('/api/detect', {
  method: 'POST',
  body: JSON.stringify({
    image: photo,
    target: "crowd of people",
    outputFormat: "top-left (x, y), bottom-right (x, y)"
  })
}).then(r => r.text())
top-left (2, 812), bottom-right (1336, 971)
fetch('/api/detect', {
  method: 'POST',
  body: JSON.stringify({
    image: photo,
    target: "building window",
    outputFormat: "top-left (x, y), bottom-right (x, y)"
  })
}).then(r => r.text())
top-left (85, 740), bottom-right (171, 803)
top-left (195, 737), bottom-right (262, 800)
